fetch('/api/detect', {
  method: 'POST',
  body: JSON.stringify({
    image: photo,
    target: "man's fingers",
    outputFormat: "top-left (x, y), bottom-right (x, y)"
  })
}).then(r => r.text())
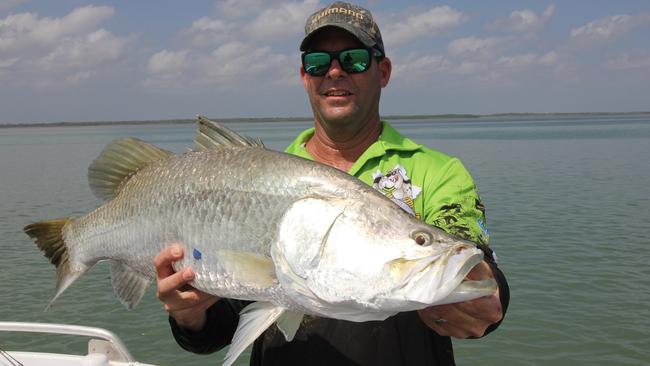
top-left (154, 244), bottom-right (184, 280)
top-left (447, 290), bottom-right (501, 319)
top-left (420, 305), bottom-right (487, 338)
top-left (421, 290), bottom-right (503, 338)
top-left (163, 287), bottom-right (214, 312)
top-left (465, 260), bottom-right (494, 281)
top-left (157, 267), bottom-right (195, 300)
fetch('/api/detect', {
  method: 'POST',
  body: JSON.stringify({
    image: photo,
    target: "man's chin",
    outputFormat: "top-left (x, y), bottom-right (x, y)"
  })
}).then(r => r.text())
top-left (319, 107), bottom-right (358, 124)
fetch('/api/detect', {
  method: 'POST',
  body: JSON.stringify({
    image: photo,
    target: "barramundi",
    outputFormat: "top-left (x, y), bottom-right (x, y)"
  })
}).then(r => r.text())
top-left (25, 116), bottom-right (496, 366)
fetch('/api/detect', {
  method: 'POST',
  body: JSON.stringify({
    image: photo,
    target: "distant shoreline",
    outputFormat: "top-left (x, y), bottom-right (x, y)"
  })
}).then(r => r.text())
top-left (1, 112), bottom-right (649, 128)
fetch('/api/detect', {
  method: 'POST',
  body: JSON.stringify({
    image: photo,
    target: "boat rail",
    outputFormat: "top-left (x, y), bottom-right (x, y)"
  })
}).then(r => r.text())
top-left (0, 321), bottom-right (134, 363)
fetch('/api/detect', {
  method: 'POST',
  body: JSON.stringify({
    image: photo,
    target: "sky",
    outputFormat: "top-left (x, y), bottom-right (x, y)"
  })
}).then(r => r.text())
top-left (1, 0), bottom-right (649, 124)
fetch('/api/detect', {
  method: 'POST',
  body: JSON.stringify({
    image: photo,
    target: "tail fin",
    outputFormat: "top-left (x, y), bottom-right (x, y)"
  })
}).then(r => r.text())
top-left (24, 218), bottom-right (87, 310)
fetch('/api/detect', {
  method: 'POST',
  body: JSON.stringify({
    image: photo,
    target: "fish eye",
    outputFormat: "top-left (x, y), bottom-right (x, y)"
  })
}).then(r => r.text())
top-left (412, 231), bottom-right (432, 246)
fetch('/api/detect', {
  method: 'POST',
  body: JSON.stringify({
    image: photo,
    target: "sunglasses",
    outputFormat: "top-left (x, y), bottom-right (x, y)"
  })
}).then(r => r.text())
top-left (302, 47), bottom-right (384, 77)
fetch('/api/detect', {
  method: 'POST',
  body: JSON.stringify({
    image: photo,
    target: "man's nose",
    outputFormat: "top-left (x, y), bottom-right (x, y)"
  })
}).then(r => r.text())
top-left (326, 59), bottom-right (347, 79)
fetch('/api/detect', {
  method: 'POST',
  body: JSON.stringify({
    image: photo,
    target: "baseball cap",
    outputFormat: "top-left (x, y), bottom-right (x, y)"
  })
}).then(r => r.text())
top-left (300, 1), bottom-right (385, 55)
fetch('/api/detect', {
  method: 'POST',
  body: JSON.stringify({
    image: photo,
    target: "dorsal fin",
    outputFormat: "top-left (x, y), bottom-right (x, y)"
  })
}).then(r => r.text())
top-left (88, 138), bottom-right (173, 200)
top-left (194, 115), bottom-right (264, 150)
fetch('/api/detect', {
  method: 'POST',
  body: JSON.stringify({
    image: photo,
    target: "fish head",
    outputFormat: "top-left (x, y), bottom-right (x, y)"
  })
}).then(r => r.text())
top-left (273, 196), bottom-right (494, 321)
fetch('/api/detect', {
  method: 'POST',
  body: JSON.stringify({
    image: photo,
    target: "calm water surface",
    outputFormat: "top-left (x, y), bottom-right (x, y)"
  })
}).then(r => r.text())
top-left (1, 115), bottom-right (649, 365)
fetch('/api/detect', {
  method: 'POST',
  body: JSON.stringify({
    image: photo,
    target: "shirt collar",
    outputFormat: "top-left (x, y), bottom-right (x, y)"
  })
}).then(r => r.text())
top-left (285, 121), bottom-right (422, 174)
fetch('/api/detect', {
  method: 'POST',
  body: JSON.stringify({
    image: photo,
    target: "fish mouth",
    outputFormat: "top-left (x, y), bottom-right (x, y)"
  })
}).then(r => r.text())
top-left (389, 244), bottom-right (490, 307)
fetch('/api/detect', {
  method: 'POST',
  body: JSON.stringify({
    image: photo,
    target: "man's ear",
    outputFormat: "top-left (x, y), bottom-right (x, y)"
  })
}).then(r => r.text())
top-left (379, 57), bottom-right (392, 88)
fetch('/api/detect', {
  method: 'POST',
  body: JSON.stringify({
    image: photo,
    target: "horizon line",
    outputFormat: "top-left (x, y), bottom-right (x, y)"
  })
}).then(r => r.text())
top-left (1, 111), bottom-right (649, 128)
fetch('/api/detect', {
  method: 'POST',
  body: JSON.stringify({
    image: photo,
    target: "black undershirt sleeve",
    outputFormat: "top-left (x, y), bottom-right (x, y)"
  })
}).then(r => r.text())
top-left (475, 243), bottom-right (510, 337)
top-left (169, 299), bottom-right (250, 354)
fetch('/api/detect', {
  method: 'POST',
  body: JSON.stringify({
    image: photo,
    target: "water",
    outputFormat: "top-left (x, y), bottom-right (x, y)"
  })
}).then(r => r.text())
top-left (1, 115), bottom-right (649, 365)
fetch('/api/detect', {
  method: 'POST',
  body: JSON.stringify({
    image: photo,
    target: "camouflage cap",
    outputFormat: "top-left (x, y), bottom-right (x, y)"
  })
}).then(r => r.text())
top-left (300, 1), bottom-right (384, 55)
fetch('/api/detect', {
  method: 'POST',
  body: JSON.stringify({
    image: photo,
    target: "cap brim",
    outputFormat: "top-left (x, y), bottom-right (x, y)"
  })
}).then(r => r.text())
top-left (299, 24), bottom-right (375, 51)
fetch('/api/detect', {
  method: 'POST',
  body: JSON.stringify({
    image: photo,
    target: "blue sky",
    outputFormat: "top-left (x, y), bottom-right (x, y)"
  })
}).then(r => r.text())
top-left (1, 0), bottom-right (649, 123)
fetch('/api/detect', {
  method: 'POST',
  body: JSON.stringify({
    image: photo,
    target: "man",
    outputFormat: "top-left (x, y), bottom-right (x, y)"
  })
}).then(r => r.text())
top-left (155, 2), bottom-right (509, 365)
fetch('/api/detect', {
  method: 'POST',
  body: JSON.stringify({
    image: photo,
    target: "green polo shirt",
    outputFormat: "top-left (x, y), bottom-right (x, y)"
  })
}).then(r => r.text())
top-left (285, 121), bottom-right (490, 245)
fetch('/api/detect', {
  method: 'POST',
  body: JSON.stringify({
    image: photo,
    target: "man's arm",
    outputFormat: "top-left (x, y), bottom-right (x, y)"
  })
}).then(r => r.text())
top-left (169, 298), bottom-right (246, 354)
top-left (419, 158), bottom-right (510, 338)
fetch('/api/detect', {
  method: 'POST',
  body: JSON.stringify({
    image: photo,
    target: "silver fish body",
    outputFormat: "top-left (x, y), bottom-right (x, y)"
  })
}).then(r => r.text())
top-left (25, 117), bottom-right (496, 366)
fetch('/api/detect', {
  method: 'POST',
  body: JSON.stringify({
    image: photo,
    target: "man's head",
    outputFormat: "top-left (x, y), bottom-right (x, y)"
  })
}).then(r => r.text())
top-left (299, 2), bottom-right (391, 136)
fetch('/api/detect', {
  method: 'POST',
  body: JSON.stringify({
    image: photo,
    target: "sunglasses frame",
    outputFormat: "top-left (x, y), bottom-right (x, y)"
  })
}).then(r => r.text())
top-left (302, 47), bottom-right (384, 77)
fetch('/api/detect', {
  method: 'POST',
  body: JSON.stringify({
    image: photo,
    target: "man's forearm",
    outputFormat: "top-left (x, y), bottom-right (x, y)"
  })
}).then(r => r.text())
top-left (170, 299), bottom-right (247, 354)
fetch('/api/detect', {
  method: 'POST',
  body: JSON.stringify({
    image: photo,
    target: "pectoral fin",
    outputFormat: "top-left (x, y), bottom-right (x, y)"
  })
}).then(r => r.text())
top-left (224, 302), bottom-right (286, 366)
top-left (217, 250), bottom-right (278, 288)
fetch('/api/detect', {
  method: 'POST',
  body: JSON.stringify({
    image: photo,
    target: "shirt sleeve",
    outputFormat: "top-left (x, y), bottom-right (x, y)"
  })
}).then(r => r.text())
top-left (421, 158), bottom-right (490, 245)
top-left (169, 299), bottom-right (249, 354)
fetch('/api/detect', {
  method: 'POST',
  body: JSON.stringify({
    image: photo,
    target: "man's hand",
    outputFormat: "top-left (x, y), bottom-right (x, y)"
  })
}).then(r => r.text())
top-left (418, 261), bottom-right (503, 338)
top-left (154, 243), bottom-right (220, 331)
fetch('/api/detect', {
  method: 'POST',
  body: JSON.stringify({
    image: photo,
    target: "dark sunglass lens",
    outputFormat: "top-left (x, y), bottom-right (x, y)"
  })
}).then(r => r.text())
top-left (304, 52), bottom-right (331, 76)
top-left (339, 49), bottom-right (371, 73)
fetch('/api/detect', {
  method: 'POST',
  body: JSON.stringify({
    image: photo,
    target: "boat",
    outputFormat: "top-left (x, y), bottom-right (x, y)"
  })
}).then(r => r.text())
top-left (0, 321), bottom-right (158, 366)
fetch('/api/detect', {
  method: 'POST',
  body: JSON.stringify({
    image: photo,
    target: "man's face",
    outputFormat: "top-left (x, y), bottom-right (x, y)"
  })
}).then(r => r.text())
top-left (300, 27), bottom-right (391, 134)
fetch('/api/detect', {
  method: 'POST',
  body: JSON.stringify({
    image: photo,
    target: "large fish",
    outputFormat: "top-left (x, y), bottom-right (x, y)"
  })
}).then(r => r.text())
top-left (25, 116), bottom-right (496, 366)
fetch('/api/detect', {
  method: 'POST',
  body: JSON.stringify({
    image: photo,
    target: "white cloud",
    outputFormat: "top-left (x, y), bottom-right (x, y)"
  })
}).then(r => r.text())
top-left (181, 17), bottom-right (237, 47)
top-left (246, 0), bottom-right (318, 42)
top-left (144, 42), bottom-right (294, 89)
top-left (538, 51), bottom-right (559, 65)
top-left (148, 1), bottom-right (318, 89)
top-left (391, 54), bottom-right (449, 79)
top-left (497, 51), bottom-right (562, 71)
top-left (0, 5), bottom-right (129, 89)
top-left (64, 70), bottom-right (92, 84)
top-left (216, 0), bottom-right (268, 18)
top-left (570, 13), bottom-right (650, 44)
top-left (180, 0), bottom-right (318, 47)
top-left (0, 5), bottom-right (114, 52)
top-left (498, 53), bottom-right (537, 68)
top-left (448, 36), bottom-right (507, 58)
top-left (384, 6), bottom-right (467, 46)
top-left (147, 49), bottom-right (189, 75)
top-left (392, 52), bottom-right (493, 80)
top-left (488, 4), bottom-right (555, 33)
top-left (38, 29), bottom-right (127, 70)
top-left (607, 51), bottom-right (650, 69)
top-left (455, 61), bottom-right (487, 76)
top-left (201, 41), bottom-right (289, 82)
top-left (0, 56), bottom-right (17, 67)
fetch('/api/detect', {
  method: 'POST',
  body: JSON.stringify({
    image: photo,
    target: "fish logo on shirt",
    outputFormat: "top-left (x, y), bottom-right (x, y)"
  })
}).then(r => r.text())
top-left (372, 165), bottom-right (421, 219)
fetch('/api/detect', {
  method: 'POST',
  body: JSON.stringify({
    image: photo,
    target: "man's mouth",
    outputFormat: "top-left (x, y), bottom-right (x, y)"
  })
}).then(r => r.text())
top-left (323, 90), bottom-right (352, 97)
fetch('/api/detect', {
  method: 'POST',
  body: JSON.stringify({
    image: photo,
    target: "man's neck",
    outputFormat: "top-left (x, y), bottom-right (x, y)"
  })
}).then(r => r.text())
top-left (306, 119), bottom-right (382, 172)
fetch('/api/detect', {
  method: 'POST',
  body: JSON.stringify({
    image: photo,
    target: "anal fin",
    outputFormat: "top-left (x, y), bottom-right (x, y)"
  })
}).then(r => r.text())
top-left (110, 261), bottom-right (151, 310)
top-left (276, 311), bottom-right (303, 342)
top-left (224, 302), bottom-right (286, 366)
